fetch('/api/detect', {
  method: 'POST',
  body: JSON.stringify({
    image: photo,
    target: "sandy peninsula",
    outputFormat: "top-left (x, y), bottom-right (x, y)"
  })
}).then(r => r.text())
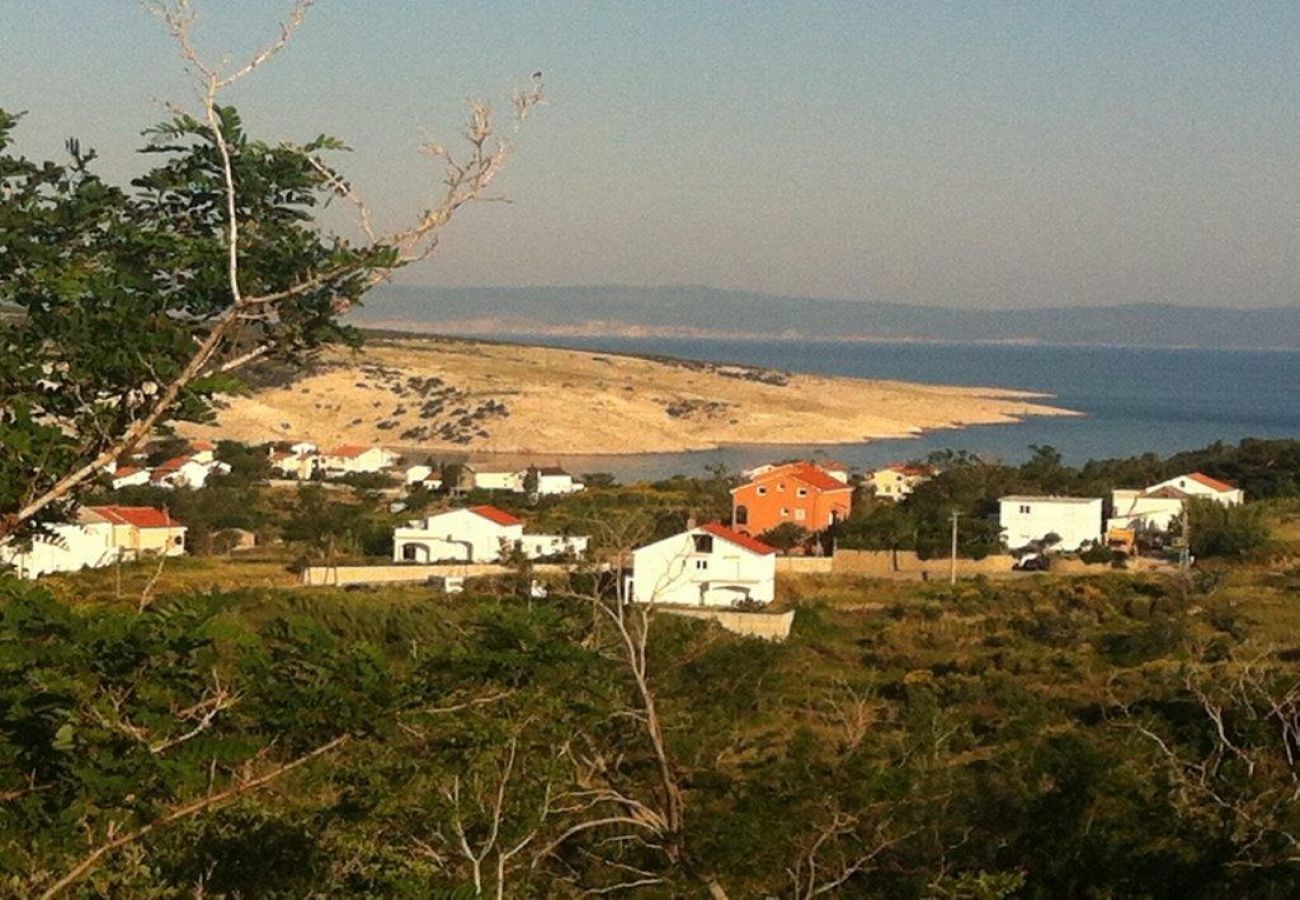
top-left (179, 336), bottom-right (1078, 454)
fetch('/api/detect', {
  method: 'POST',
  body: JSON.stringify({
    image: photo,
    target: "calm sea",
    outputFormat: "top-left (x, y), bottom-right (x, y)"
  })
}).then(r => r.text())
top-left (471, 335), bottom-right (1300, 481)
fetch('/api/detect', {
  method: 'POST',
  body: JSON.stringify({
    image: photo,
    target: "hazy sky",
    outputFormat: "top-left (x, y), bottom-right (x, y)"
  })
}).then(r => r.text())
top-left (4, 1), bottom-right (1297, 308)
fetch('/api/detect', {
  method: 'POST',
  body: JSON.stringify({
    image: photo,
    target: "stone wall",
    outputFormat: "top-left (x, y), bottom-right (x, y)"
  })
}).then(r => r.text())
top-left (775, 557), bottom-right (834, 574)
top-left (300, 562), bottom-right (572, 587)
top-left (659, 607), bottom-right (796, 641)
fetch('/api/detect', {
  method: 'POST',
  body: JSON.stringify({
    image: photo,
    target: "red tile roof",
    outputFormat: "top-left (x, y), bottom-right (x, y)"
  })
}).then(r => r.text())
top-left (113, 466), bottom-right (144, 478)
top-left (1187, 472), bottom-right (1236, 493)
top-left (153, 455), bottom-right (192, 473)
top-left (700, 522), bottom-right (776, 556)
top-left (468, 505), bottom-right (523, 527)
top-left (189, 440), bottom-right (216, 451)
top-left (786, 463), bottom-right (853, 492)
top-left (87, 505), bottom-right (181, 529)
top-left (740, 462), bottom-right (851, 494)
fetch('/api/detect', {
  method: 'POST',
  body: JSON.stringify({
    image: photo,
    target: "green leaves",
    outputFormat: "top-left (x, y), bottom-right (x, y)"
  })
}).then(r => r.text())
top-left (0, 105), bottom-right (390, 534)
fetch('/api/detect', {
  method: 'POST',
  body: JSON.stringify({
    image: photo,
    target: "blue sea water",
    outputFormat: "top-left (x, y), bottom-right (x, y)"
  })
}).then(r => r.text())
top-left (478, 335), bottom-right (1300, 481)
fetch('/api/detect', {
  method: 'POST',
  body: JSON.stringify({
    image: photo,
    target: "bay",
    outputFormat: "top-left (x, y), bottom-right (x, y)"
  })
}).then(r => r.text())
top-left (473, 335), bottom-right (1300, 481)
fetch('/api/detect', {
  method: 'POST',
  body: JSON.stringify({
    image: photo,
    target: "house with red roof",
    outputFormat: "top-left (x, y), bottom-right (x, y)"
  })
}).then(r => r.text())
top-left (392, 505), bottom-right (588, 563)
top-left (1109, 472), bottom-right (1244, 536)
top-left (81, 506), bottom-right (188, 559)
top-left (629, 522), bottom-right (776, 607)
top-left (730, 462), bottom-right (854, 537)
top-left (866, 462), bottom-right (935, 501)
top-left (2, 505), bottom-right (188, 579)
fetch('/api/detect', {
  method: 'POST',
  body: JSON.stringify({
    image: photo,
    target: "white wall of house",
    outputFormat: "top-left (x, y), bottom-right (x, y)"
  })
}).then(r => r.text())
top-left (630, 528), bottom-right (775, 608)
top-left (325, 448), bottom-right (397, 475)
top-left (534, 472), bottom-right (584, 495)
top-left (271, 454), bottom-right (319, 480)
top-left (393, 509), bottom-right (522, 563)
top-left (475, 470), bottom-right (524, 492)
top-left (1109, 490), bottom-right (1186, 534)
top-left (405, 464), bottom-right (434, 485)
top-left (110, 469), bottom-right (151, 490)
top-left (0, 522), bottom-right (117, 578)
top-left (519, 534), bottom-right (589, 559)
top-left (1000, 496), bottom-right (1103, 551)
top-left (162, 459), bottom-right (229, 489)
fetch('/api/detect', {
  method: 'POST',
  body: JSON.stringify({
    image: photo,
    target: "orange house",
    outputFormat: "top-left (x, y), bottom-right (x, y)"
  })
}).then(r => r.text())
top-left (730, 462), bottom-right (854, 537)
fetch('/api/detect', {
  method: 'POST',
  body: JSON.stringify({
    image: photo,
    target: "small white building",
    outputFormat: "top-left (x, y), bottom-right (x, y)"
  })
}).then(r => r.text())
top-left (867, 463), bottom-right (934, 501)
top-left (474, 469), bottom-right (524, 492)
top-left (629, 523), bottom-right (776, 608)
top-left (527, 466), bottom-right (585, 496)
top-left (151, 455), bottom-right (231, 490)
top-left (392, 505), bottom-right (587, 564)
top-left (1000, 496), bottom-right (1103, 552)
top-left (322, 445), bottom-right (399, 476)
top-left (403, 464), bottom-right (444, 491)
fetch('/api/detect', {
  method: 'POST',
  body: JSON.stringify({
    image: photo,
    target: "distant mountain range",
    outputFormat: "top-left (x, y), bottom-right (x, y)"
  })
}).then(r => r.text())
top-left (350, 285), bottom-right (1300, 351)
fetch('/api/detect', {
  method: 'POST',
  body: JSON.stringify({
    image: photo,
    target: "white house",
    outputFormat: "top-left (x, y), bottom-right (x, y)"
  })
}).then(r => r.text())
top-left (1, 505), bottom-right (186, 579)
top-left (322, 445), bottom-right (399, 476)
top-left (269, 449), bottom-right (321, 480)
top-left (1148, 472), bottom-right (1244, 505)
top-left (629, 523), bottom-right (776, 608)
top-left (1108, 472), bottom-right (1244, 536)
top-left (999, 496), bottom-right (1103, 552)
top-left (151, 454), bottom-right (231, 490)
top-left (0, 520), bottom-right (117, 578)
top-left (404, 464), bottom-right (444, 490)
top-left (405, 464), bottom-right (434, 485)
top-left (527, 466), bottom-right (585, 496)
top-left (391, 505), bottom-right (587, 564)
top-left (289, 441), bottom-right (318, 456)
top-left (867, 463), bottom-right (934, 501)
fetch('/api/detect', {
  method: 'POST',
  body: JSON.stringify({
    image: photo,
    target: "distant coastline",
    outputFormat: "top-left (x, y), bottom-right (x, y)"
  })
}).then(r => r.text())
top-left (357, 316), bottom-right (1300, 355)
top-left (346, 284), bottom-right (1300, 353)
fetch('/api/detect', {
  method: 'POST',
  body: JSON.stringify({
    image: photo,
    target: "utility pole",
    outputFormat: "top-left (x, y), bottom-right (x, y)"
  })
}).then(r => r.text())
top-left (949, 510), bottom-right (961, 585)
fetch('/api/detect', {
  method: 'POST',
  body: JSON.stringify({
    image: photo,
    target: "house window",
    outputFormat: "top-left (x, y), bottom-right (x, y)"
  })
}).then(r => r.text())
top-left (794, 509), bottom-right (806, 521)
top-left (1019, 505), bottom-right (1031, 514)
top-left (695, 559), bottom-right (709, 570)
top-left (692, 534), bottom-right (714, 554)
top-left (735, 505), bottom-right (748, 526)
top-left (777, 483), bottom-right (785, 492)
top-left (796, 487), bottom-right (808, 497)
top-left (780, 507), bottom-right (789, 517)
top-left (401, 544), bottom-right (419, 561)
top-left (756, 486), bottom-right (767, 496)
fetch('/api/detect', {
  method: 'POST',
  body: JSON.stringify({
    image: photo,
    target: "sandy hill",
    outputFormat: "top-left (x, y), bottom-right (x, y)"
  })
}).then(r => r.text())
top-left (179, 336), bottom-right (1076, 455)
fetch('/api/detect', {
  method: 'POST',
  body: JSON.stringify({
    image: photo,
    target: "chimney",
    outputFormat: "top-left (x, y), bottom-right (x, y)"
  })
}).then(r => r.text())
top-left (685, 513), bottom-right (697, 530)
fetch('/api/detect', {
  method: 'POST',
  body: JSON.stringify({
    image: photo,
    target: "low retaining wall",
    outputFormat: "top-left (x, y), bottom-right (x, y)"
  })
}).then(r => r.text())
top-left (659, 607), bottom-right (796, 642)
top-left (776, 557), bottom-right (834, 574)
top-left (831, 550), bottom-right (1017, 579)
top-left (301, 563), bottom-right (571, 587)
